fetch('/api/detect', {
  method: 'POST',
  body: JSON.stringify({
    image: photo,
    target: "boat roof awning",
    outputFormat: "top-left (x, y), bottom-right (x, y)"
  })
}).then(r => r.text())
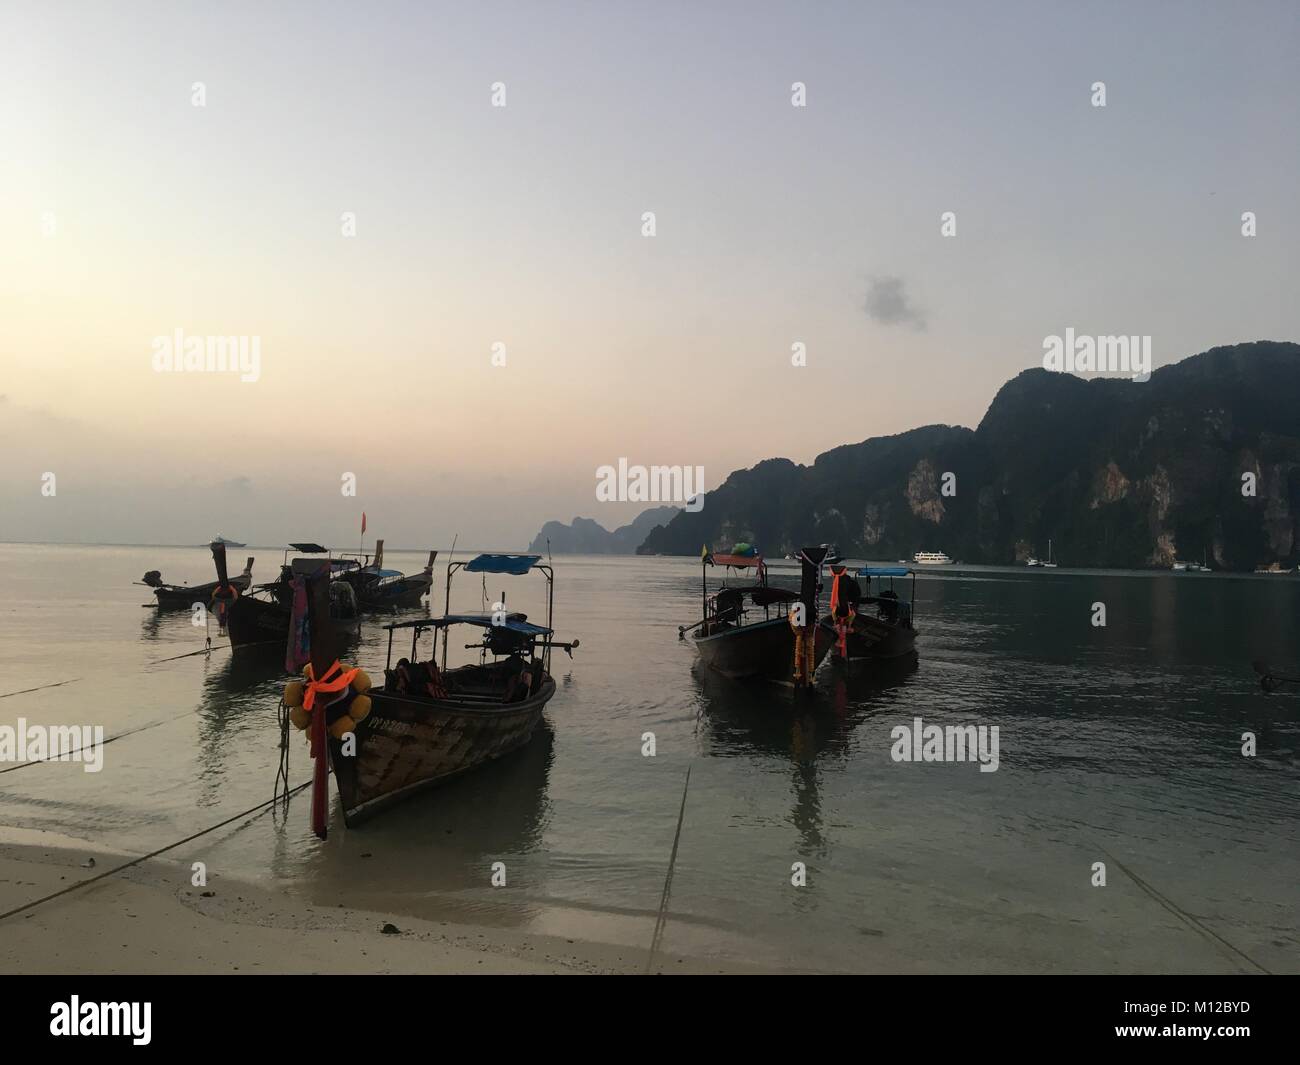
top-left (289, 557), bottom-right (357, 576)
top-left (288, 542), bottom-right (328, 553)
top-left (383, 613), bottom-right (552, 636)
top-left (751, 586), bottom-right (799, 606)
top-left (464, 553), bottom-right (542, 575)
top-left (858, 566), bottom-right (912, 577)
top-left (711, 553), bottom-right (763, 568)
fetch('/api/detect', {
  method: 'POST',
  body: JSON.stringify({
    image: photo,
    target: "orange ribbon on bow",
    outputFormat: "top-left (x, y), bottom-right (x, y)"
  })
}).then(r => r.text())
top-left (302, 660), bottom-right (360, 712)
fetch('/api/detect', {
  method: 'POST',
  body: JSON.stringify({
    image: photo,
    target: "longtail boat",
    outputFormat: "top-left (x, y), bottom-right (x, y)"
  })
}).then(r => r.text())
top-left (820, 565), bottom-right (918, 664)
top-left (339, 540), bottom-right (437, 610)
top-left (681, 545), bottom-right (831, 687)
top-left (318, 553), bottom-right (578, 826)
top-left (212, 542), bottom-right (359, 656)
top-left (141, 556), bottom-right (254, 610)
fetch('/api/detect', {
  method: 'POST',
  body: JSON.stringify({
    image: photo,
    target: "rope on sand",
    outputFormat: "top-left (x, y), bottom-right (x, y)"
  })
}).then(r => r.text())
top-left (646, 765), bottom-right (692, 973)
top-left (0, 781), bottom-right (312, 924)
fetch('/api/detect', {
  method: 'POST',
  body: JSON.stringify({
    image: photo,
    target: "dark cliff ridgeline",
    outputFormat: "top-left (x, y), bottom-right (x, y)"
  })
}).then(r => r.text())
top-left (529, 505), bottom-right (679, 554)
top-left (638, 342), bottom-right (1300, 570)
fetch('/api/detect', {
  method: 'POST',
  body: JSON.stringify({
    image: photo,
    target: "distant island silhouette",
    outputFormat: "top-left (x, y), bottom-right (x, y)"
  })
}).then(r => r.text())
top-left (529, 505), bottom-right (680, 554)
top-left (634, 341), bottom-right (1299, 571)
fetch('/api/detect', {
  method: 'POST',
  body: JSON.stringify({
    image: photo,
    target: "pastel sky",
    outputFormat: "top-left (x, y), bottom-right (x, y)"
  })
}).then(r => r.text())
top-left (2, 0), bottom-right (1297, 549)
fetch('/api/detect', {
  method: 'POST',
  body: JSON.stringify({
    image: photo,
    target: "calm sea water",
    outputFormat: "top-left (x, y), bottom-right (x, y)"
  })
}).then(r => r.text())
top-left (1, 543), bottom-right (1297, 973)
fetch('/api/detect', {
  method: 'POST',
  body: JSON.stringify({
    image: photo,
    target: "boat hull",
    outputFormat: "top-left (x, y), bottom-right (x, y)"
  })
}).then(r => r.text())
top-left (357, 574), bottom-right (432, 609)
top-left (820, 612), bottom-right (917, 662)
top-left (225, 596), bottom-right (292, 652)
top-left (693, 616), bottom-right (832, 682)
top-left (153, 573), bottom-right (251, 610)
top-left (225, 594), bottom-right (360, 654)
top-left (329, 675), bottom-right (556, 825)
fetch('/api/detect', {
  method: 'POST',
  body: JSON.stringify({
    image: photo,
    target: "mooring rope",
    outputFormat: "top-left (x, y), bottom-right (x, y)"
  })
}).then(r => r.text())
top-left (0, 678), bottom-right (82, 700)
top-left (0, 713), bottom-right (196, 775)
top-left (0, 780), bottom-right (313, 925)
top-left (149, 644), bottom-right (229, 666)
top-left (646, 764), bottom-right (692, 973)
top-left (1, 640), bottom-right (240, 774)
top-left (1096, 843), bottom-right (1272, 975)
top-left (274, 697), bottom-right (293, 807)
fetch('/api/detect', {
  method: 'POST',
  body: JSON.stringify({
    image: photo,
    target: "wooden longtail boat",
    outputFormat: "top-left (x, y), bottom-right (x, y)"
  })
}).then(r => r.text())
top-left (820, 565), bottom-right (919, 663)
top-left (339, 540), bottom-right (437, 610)
top-left (212, 542), bottom-right (359, 655)
top-left (141, 556), bottom-right (254, 610)
top-left (325, 553), bottom-right (578, 826)
top-left (683, 545), bottom-right (832, 687)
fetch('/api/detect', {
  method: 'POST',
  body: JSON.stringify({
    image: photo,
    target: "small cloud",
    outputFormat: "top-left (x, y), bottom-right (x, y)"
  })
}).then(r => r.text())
top-left (864, 276), bottom-right (926, 330)
top-left (219, 476), bottom-right (253, 495)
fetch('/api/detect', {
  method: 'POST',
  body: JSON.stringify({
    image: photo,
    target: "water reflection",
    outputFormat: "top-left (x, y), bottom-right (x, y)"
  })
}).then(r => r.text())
top-left (691, 654), bottom-right (918, 860)
top-left (192, 653), bottom-right (284, 804)
top-left (275, 719), bottom-right (558, 924)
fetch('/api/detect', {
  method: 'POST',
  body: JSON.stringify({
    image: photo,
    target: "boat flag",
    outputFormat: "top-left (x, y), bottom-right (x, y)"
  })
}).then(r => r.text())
top-left (701, 544), bottom-right (713, 566)
top-left (361, 512), bottom-right (367, 535)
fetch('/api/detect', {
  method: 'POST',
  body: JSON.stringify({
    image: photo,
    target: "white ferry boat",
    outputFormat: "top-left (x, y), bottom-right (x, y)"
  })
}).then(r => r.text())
top-left (913, 551), bottom-right (954, 565)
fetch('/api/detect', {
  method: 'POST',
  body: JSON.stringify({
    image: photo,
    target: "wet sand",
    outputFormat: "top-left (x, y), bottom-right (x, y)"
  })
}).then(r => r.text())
top-left (0, 842), bottom-right (788, 975)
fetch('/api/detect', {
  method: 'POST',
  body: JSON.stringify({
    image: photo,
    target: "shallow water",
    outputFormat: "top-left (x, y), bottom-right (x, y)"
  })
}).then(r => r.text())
top-left (1, 543), bottom-right (1297, 973)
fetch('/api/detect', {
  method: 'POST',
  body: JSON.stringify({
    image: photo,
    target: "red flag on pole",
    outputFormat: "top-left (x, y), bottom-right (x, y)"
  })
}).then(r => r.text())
top-left (361, 512), bottom-right (367, 535)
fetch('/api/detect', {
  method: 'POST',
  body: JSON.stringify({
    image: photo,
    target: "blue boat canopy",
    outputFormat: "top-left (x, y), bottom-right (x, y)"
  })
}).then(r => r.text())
top-left (384, 612), bottom-right (551, 636)
top-left (858, 566), bottom-right (911, 577)
top-left (361, 567), bottom-right (404, 578)
top-left (464, 553), bottom-right (542, 575)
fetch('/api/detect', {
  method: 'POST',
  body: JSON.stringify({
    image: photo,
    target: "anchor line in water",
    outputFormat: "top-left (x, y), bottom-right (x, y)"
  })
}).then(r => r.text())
top-left (0, 678), bottom-right (82, 700)
top-left (646, 764), bottom-right (692, 973)
top-left (1098, 844), bottom-right (1272, 975)
top-left (0, 707), bottom-right (201, 775)
top-left (149, 642), bottom-right (230, 665)
top-left (0, 780), bottom-right (313, 925)
top-left (2, 639), bottom-right (240, 773)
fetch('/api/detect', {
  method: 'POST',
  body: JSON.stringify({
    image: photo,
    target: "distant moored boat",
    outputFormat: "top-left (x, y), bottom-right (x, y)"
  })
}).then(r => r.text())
top-left (912, 551), bottom-right (954, 565)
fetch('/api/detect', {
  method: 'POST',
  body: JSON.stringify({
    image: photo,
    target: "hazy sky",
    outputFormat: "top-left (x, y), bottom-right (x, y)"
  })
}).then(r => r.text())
top-left (3, 0), bottom-right (1298, 549)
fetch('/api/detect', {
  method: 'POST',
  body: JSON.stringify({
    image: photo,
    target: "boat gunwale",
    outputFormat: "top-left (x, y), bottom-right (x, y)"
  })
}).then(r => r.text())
top-left (691, 613), bottom-right (793, 646)
top-left (364, 674), bottom-right (558, 719)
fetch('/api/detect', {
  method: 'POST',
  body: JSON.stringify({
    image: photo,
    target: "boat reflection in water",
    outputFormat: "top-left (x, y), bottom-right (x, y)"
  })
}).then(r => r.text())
top-left (692, 652), bottom-right (918, 858)
top-left (279, 719), bottom-right (558, 924)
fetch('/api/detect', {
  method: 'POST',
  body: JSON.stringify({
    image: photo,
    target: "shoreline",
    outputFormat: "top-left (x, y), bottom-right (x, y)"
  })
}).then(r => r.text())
top-left (0, 841), bottom-right (804, 975)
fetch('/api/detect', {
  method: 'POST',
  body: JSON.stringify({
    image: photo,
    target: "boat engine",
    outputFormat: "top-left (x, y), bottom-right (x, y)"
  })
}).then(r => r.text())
top-left (485, 625), bottom-right (532, 657)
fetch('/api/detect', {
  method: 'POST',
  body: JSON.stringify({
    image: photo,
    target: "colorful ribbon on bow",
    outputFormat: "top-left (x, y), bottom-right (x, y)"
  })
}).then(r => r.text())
top-left (302, 660), bottom-right (358, 840)
top-left (302, 660), bottom-right (359, 711)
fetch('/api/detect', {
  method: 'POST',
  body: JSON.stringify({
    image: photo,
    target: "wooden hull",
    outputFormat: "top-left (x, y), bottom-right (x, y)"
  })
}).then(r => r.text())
top-left (693, 616), bottom-right (832, 682)
top-left (225, 594), bottom-right (360, 654)
top-left (357, 574), bottom-right (432, 609)
top-left (153, 573), bottom-right (250, 609)
top-left (820, 613), bottom-right (917, 661)
top-left (329, 674), bottom-right (556, 825)
top-left (225, 595), bottom-right (291, 652)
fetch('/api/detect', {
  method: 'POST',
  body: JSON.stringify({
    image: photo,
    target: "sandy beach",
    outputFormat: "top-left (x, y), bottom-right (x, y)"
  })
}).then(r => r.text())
top-left (0, 841), bottom-right (790, 975)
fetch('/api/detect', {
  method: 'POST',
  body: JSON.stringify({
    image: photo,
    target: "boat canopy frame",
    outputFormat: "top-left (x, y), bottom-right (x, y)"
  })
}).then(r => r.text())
top-left (442, 553), bottom-right (555, 671)
top-left (697, 550), bottom-right (792, 632)
top-left (382, 612), bottom-right (554, 671)
top-left (852, 565), bottom-right (918, 623)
